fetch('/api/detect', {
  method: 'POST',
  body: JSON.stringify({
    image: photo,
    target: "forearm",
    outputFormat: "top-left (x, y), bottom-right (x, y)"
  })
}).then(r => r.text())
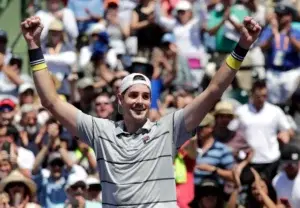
top-left (59, 147), bottom-right (73, 170)
top-left (216, 168), bottom-right (234, 182)
top-left (205, 19), bottom-right (225, 36)
top-left (32, 146), bottom-right (49, 174)
top-left (131, 20), bottom-right (150, 31)
top-left (2, 66), bottom-right (24, 85)
top-left (227, 188), bottom-right (240, 208)
top-left (86, 151), bottom-right (97, 172)
top-left (259, 189), bottom-right (278, 208)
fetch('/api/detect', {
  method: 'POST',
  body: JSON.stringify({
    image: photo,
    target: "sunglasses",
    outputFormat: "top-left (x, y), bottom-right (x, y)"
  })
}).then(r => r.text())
top-left (95, 102), bottom-right (110, 106)
top-left (88, 184), bottom-right (102, 191)
top-left (71, 183), bottom-right (86, 190)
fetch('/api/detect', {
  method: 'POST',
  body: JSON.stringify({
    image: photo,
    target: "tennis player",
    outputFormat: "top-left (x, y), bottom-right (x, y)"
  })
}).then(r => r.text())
top-left (21, 15), bottom-right (261, 207)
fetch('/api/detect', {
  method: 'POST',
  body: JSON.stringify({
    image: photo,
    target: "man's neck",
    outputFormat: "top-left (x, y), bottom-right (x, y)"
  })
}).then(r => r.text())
top-left (124, 118), bottom-right (147, 134)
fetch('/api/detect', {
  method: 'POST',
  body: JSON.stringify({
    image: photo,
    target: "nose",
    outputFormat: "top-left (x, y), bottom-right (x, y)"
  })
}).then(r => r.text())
top-left (136, 95), bottom-right (143, 104)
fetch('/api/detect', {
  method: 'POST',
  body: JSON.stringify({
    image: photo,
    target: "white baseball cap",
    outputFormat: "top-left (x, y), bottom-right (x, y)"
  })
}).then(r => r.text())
top-left (119, 73), bottom-right (151, 94)
top-left (175, 0), bottom-right (192, 11)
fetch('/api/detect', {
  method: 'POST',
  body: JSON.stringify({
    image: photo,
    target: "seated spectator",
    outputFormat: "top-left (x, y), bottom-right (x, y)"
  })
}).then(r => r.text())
top-left (0, 170), bottom-right (40, 208)
top-left (64, 172), bottom-right (102, 208)
top-left (36, 0), bottom-right (78, 44)
top-left (272, 144), bottom-right (300, 208)
top-left (258, 1), bottom-right (300, 105)
top-left (194, 114), bottom-right (235, 185)
top-left (189, 178), bottom-right (225, 208)
top-left (86, 176), bottom-right (102, 202)
top-left (42, 19), bottom-right (76, 99)
top-left (80, 26), bottom-right (118, 73)
top-left (104, 0), bottom-right (130, 56)
top-left (94, 93), bottom-right (114, 119)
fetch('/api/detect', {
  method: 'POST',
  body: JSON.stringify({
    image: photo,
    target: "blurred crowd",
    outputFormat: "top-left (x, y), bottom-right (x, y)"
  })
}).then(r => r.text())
top-left (0, 0), bottom-right (300, 207)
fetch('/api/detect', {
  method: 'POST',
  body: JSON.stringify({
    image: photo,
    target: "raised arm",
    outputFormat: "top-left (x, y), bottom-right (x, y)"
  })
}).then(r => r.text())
top-left (21, 16), bottom-right (79, 137)
top-left (183, 17), bottom-right (262, 132)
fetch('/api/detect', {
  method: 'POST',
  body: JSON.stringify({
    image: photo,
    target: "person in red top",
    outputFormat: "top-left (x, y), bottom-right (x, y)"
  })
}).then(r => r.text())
top-left (176, 138), bottom-right (197, 208)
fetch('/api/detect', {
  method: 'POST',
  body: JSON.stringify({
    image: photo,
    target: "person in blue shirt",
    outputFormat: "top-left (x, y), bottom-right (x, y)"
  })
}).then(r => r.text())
top-left (258, 1), bottom-right (300, 105)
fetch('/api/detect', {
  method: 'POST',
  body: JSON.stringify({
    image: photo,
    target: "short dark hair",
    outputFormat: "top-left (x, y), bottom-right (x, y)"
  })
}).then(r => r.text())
top-left (251, 80), bottom-right (267, 93)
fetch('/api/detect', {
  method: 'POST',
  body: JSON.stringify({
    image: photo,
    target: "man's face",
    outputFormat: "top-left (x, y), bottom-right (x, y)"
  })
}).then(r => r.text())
top-left (95, 96), bottom-right (113, 119)
top-left (20, 90), bottom-right (34, 105)
top-left (276, 12), bottom-right (292, 26)
top-left (0, 159), bottom-right (12, 178)
top-left (119, 84), bottom-right (151, 123)
top-left (177, 9), bottom-right (192, 24)
top-left (47, 0), bottom-right (61, 12)
top-left (215, 114), bottom-right (234, 129)
top-left (252, 87), bottom-right (267, 109)
top-left (49, 159), bottom-right (64, 179)
top-left (284, 162), bottom-right (299, 179)
top-left (0, 108), bottom-right (15, 126)
top-left (67, 182), bottom-right (87, 201)
top-left (80, 86), bottom-right (95, 101)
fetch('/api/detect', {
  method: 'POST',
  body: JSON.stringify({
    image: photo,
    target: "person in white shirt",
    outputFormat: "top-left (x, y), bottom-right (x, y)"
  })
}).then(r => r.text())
top-left (273, 144), bottom-right (300, 208)
top-left (36, 0), bottom-right (78, 44)
top-left (235, 80), bottom-right (292, 180)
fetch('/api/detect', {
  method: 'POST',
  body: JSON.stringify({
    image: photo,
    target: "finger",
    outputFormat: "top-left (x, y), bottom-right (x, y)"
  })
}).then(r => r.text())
top-left (243, 16), bottom-right (252, 25)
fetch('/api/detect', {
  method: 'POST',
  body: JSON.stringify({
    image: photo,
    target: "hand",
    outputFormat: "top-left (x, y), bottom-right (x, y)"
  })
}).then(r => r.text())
top-left (223, 7), bottom-right (231, 20)
top-left (250, 167), bottom-right (263, 191)
top-left (20, 131), bottom-right (29, 147)
top-left (238, 16), bottom-right (262, 49)
top-left (196, 164), bottom-right (216, 172)
top-left (54, 10), bottom-right (64, 20)
top-left (148, 13), bottom-right (155, 24)
top-left (245, 149), bottom-right (254, 163)
top-left (278, 132), bottom-right (290, 144)
top-left (21, 16), bottom-right (43, 49)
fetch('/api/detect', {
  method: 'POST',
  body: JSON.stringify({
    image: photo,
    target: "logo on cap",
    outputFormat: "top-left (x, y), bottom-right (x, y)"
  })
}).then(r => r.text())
top-left (292, 153), bottom-right (299, 160)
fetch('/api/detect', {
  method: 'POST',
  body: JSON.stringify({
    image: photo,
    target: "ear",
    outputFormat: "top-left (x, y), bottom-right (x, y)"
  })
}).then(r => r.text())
top-left (117, 93), bottom-right (123, 106)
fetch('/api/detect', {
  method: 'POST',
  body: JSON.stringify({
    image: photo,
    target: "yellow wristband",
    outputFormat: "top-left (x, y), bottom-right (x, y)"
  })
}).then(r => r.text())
top-left (226, 54), bottom-right (242, 71)
top-left (31, 63), bottom-right (47, 72)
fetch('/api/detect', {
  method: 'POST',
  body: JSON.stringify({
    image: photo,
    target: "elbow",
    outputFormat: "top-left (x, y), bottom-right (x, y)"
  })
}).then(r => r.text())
top-left (40, 95), bottom-right (60, 112)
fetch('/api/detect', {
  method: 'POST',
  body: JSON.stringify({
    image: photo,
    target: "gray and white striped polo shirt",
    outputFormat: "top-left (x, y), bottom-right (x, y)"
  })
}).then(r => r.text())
top-left (77, 109), bottom-right (192, 208)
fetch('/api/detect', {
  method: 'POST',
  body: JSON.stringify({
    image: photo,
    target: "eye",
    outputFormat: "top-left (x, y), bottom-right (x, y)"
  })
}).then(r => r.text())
top-left (142, 93), bottom-right (150, 100)
top-left (128, 92), bottom-right (139, 99)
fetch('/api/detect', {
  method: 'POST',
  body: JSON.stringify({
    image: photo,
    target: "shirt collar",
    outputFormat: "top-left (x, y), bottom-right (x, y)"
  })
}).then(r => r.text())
top-left (115, 119), bottom-right (155, 136)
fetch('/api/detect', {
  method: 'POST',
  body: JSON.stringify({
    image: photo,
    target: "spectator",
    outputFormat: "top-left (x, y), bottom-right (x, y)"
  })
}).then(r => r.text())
top-left (64, 172), bottom-right (102, 208)
top-left (189, 178), bottom-right (225, 208)
top-left (0, 29), bottom-right (12, 64)
top-left (43, 19), bottom-right (76, 99)
top-left (0, 151), bottom-right (14, 180)
top-left (94, 93), bottom-right (114, 119)
top-left (17, 83), bottom-right (36, 107)
top-left (130, 0), bottom-right (164, 59)
top-left (272, 144), bottom-right (300, 208)
top-left (258, 1), bottom-right (300, 105)
top-left (194, 113), bottom-right (235, 185)
top-left (86, 176), bottom-right (102, 202)
top-left (32, 149), bottom-right (73, 208)
top-left (213, 101), bottom-right (250, 156)
top-left (104, 0), bottom-right (130, 56)
top-left (235, 80), bottom-right (292, 180)
top-left (36, 0), bottom-right (78, 44)
top-left (0, 170), bottom-right (40, 208)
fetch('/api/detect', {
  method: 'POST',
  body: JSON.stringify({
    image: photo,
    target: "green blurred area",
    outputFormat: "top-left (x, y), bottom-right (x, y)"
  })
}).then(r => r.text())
top-left (0, 0), bottom-right (46, 74)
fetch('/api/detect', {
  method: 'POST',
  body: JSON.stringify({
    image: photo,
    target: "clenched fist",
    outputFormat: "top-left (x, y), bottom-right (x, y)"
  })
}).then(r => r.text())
top-left (239, 16), bottom-right (262, 49)
top-left (21, 16), bottom-right (44, 49)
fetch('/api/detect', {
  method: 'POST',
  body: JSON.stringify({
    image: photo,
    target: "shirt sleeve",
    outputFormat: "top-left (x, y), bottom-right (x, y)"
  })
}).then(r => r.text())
top-left (276, 107), bottom-right (291, 131)
top-left (220, 147), bottom-right (235, 169)
top-left (257, 26), bottom-right (272, 45)
top-left (173, 109), bottom-right (193, 149)
top-left (76, 110), bottom-right (111, 148)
